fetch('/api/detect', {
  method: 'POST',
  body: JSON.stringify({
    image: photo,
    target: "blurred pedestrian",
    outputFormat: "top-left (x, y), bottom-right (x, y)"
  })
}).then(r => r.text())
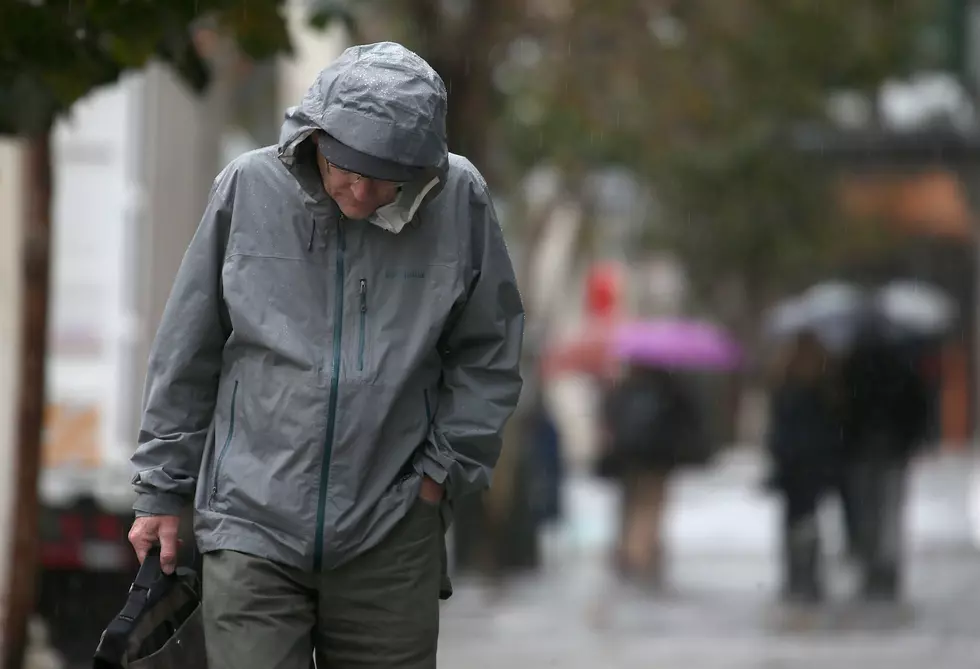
top-left (597, 365), bottom-right (711, 589)
top-left (531, 397), bottom-right (565, 527)
top-left (127, 41), bottom-right (524, 669)
top-left (840, 328), bottom-right (930, 601)
top-left (764, 331), bottom-right (844, 603)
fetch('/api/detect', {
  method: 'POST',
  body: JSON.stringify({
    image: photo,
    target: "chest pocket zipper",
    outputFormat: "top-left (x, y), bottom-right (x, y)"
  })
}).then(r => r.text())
top-left (358, 279), bottom-right (367, 372)
top-left (209, 380), bottom-right (239, 508)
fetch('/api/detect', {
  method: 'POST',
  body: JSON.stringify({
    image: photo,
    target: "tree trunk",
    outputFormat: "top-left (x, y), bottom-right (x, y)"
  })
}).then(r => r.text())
top-left (402, 0), bottom-right (510, 185)
top-left (2, 131), bottom-right (52, 669)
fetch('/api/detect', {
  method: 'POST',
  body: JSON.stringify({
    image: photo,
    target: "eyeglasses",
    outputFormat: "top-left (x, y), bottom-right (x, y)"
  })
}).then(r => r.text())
top-left (327, 163), bottom-right (403, 189)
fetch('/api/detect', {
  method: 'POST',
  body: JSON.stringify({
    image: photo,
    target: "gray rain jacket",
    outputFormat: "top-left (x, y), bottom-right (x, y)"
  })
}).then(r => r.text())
top-left (130, 42), bottom-right (524, 572)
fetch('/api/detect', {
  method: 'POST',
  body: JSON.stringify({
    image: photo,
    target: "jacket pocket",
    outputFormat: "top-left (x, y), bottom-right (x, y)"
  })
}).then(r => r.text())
top-left (357, 278), bottom-right (368, 372)
top-left (209, 379), bottom-right (239, 509)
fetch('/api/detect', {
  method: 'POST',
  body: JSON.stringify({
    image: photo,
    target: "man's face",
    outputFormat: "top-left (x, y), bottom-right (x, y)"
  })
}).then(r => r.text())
top-left (316, 150), bottom-right (401, 220)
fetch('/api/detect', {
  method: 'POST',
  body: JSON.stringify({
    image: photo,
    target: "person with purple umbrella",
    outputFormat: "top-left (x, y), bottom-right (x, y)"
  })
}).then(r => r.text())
top-left (596, 365), bottom-right (713, 589)
top-left (595, 318), bottom-right (740, 588)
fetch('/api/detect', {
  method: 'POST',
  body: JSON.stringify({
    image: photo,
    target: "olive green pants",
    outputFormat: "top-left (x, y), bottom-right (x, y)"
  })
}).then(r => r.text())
top-left (202, 499), bottom-right (442, 669)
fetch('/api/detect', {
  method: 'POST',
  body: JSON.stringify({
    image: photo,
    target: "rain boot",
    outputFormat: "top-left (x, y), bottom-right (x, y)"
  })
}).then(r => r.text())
top-left (857, 459), bottom-right (905, 603)
top-left (862, 563), bottom-right (900, 602)
top-left (781, 516), bottom-right (824, 604)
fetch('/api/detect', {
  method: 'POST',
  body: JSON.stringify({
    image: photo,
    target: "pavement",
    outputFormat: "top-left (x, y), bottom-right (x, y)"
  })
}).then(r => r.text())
top-left (20, 447), bottom-right (980, 668)
top-left (437, 448), bottom-right (980, 668)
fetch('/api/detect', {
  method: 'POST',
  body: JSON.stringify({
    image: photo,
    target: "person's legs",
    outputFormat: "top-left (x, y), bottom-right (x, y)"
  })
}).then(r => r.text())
top-left (620, 470), bottom-right (668, 585)
top-left (836, 470), bottom-right (861, 560)
top-left (202, 550), bottom-right (317, 669)
top-left (861, 457), bottom-right (908, 601)
top-left (614, 473), bottom-right (638, 576)
top-left (315, 498), bottom-right (442, 669)
top-left (650, 471), bottom-right (669, 571)
top-left (641, 470), bottom-right (668, 585)
top-left (780, 474), bottom-right (823, 603)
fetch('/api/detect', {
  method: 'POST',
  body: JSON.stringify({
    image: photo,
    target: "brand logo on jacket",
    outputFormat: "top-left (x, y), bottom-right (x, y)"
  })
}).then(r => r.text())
top-left (385, 268), bottom-right (427, 279)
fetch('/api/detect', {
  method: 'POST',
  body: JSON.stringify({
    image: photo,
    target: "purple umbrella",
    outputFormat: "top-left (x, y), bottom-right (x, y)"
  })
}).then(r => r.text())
top-left (612, 319), bottom-right (743, 371)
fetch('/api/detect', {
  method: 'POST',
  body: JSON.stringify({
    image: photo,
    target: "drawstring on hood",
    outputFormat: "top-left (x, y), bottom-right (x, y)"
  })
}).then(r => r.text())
top-left (277, 42), bottom-right (450, 234)
top-left (369, 176), bottom-right (442, 233)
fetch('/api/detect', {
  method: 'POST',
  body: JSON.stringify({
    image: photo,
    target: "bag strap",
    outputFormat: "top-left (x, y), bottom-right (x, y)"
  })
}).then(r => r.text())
top-left (93, 547), bottom-right (171, 669)
top-left (120, 549), bottom-right (167, 619)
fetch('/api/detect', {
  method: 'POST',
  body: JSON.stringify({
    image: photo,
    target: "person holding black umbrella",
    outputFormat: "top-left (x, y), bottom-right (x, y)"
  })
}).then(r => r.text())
top-left (840, 324), bottom-right (931, 601)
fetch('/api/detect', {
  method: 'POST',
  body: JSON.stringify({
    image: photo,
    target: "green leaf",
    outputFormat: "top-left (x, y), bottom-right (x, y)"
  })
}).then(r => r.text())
top-left (0, 0), bottom-right (295, 135)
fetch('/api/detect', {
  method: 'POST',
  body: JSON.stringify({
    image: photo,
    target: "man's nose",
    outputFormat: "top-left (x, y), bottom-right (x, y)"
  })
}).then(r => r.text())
top-left (350, 179), bottom-right (373, 201)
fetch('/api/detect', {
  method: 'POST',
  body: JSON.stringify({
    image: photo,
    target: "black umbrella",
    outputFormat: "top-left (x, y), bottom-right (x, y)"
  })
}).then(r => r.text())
top-left (93, 547), bottom-right (206, 669)
top-left (766, 279), bottom-right (957, 352)
top-left (764, 281), bottom-right (865, 352)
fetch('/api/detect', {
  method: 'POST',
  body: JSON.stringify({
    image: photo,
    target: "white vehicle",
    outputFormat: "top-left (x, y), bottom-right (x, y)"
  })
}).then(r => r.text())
top-left (38, 78), bottom-right (143, 572)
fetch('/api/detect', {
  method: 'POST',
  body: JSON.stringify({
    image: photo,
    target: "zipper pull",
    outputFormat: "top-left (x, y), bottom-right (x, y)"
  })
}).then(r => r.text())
top-left (359, 279), bottom-right (367, 312)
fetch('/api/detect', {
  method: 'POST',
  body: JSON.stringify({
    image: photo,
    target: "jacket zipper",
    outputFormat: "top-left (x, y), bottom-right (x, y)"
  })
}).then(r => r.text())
top-left (209, 380), bottom-right (239, 508)
top-left (358, 279), bottom-right (367, 371)
top-left (314, 219), bottom-right (345, 571)
top-left (424, 388), bottom-right (432, 424)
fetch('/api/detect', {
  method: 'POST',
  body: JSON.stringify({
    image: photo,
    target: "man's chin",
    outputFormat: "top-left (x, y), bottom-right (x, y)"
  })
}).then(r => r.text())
top-left (338, 203), bottom-right (375, 220)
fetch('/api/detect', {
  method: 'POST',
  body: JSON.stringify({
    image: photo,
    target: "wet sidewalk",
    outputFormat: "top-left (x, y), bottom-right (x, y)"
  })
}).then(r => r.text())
top-left (437, 448), bottom-right (980, 668)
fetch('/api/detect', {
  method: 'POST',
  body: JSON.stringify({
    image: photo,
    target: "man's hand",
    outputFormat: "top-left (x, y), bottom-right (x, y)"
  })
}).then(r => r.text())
top-left (419, 476), bottom-right (444, 504)
top-left (128, 515), bottom-right (181, 574)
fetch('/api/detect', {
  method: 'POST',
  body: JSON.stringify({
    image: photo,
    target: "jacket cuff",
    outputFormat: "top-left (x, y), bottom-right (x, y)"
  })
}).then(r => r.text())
top-left (133, 491), bottom-right (187, 516)
top-left (420, 456), bottom-right (448, 484)
top-left (418, 446), bottom-right (453, 494)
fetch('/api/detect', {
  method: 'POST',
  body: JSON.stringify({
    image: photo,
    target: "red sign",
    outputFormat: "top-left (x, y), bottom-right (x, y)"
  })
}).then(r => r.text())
top-left (585, 262), bottom-right (623, 320)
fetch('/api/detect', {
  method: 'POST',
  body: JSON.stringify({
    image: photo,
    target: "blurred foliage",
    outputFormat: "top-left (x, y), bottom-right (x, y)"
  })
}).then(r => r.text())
top-left (512, 0), bottom-right (937, 309)
top-left (351, 0), bottom-right (940, 315)
top-left (0, 0), bottom-right (950, 312)
top-left (0, 0), bottom-right (294, 136)
top-left (647, 0), bottom-right (937, 309)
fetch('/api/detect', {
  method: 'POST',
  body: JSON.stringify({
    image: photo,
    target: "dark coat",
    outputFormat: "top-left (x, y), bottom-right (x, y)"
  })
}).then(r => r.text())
top-left (597, 370), bottom-right (711, 477)
top-left (840, 338), bottom-right (931, 460)
top-left (766, 380), bottom-right (844, 496)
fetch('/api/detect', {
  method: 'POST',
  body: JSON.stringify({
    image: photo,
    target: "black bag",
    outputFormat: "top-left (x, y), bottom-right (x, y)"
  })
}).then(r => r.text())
top-left (93, 548), bottom-right (206, 669)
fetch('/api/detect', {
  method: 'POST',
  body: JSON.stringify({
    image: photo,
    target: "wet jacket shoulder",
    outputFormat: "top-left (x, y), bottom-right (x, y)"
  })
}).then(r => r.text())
top-left (435, 154), bottom-right (501, 269)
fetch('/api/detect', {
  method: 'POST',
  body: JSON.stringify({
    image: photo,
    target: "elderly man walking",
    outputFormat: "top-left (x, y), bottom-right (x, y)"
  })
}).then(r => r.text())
top-left (127, 41), bottom-right (524, 669)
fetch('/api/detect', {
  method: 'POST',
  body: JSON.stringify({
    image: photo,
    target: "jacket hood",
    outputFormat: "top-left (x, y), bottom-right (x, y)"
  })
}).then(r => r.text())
top-left (278, 42), bottom-right (449, 233)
